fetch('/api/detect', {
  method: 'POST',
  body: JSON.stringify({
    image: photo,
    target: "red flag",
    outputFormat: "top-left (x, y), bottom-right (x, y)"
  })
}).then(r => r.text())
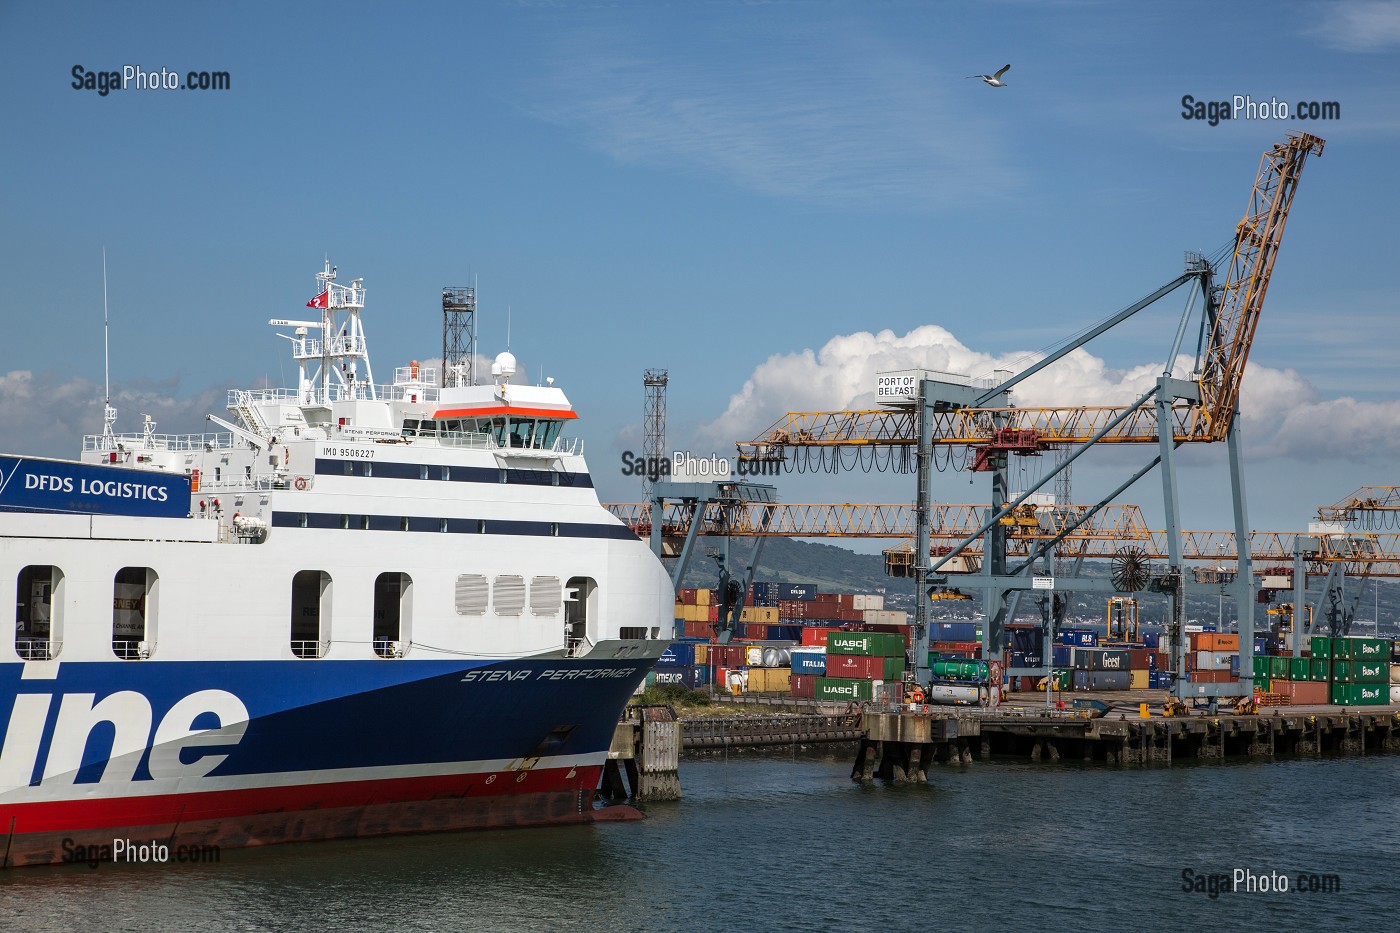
top-left (306, 291), bottom-right (329, 309)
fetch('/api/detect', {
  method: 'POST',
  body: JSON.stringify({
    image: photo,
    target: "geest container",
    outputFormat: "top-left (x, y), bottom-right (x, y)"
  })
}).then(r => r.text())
top-left (1073, 648), bottom-right (1131, 671)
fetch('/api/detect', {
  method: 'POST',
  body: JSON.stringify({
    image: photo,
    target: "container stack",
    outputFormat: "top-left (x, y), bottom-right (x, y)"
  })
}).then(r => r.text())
top-left (815, 631), bottom-right (905, 702)
top-left (1184, 632), bottom-right (1240, 689)
top-left (1254, 635), bottom-right (1391, 705)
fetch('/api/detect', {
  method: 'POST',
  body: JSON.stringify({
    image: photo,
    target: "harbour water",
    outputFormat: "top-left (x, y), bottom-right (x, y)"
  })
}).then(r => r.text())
top-left (2, 752), bottom-right (1395, 930)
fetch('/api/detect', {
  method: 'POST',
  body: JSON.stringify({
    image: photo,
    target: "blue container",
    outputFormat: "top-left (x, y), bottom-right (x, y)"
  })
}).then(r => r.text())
top-left (1202, 624), bottom-right (1218, 633)
top-left (1148, 652), bottom-right (1157, 670)
top-left (655, 643), bottom-right (696, 667)
top-left (777, 583), bottom-right (817, 601)
top-left (768, 625), bottom-right (801, 642)
top-left (1052, 644), bottom-right (1072, 667)
top-left (1253, 637), bottom-right (1268, 655)
top-left (936, 622), bottom-right (982, 642)
top-left (1143, 632), bottom-right (1160, 649)
top-left (1230, 655), bottom-right (1241, 674)
top-left (1073, 670), bottom-right (1130, 691)
top-left (790, 651), bottom-right (827, 675)
top-left (653, 665), bottom-right (707, 688)
top-left (1007, 627), bottom-right (1045, 654)
top-left (1061, 629), bottom-right (1098, 647)
top-left (751, 582), bottom-right (774, 600)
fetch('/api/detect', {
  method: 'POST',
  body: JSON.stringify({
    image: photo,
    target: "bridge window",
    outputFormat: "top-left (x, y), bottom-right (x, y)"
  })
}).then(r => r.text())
top-left (112, 567), bottom-right (158, 660)
top-left (291, 570), bottom-right (332, 658)
top-left (373, 572), bottom-right (412, 658)
top-left (16, 565), bottom-right (64, 660)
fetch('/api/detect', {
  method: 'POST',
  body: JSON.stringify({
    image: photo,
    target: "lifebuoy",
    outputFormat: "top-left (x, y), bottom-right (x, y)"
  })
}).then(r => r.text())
top-left (233, 512), bottom-right (241, 522)
top-left (294, 477), bottom-right (308, 491)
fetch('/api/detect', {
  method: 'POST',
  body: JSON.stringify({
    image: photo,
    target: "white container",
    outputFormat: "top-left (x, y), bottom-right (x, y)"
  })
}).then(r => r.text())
top-left (926, 684), bottom-right (987, 706)
top-left (745, 646), bottom-right (764, 667)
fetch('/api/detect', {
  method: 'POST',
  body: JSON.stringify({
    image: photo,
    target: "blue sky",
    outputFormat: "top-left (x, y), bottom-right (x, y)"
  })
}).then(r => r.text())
top-left (1, 0), bottom-right (1397, 538)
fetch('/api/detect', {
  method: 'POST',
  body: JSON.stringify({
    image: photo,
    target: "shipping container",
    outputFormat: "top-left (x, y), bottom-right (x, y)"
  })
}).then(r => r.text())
top-left (1185, 670), bottom-right (1237, 684)
top-left (1331, 659), bottom-right (1389, 683)
top-left (1272, 680), bottom-right (1327, 704)
top-left (1252, 655), bottom-right (1269, 678)
top-left (826, 631), bottom-right (904, 657)
top-left (1310, 635), bottom-right (1333, 659)
top-left (790, 648), bottom-right (827, 675)
top-left (1129, 670), bottom-right (1150, 689)
top-left (652, 666), bottom-right (709, 689)
top-left (800, 626), bottom-right (842, 647)
top-left (934, 622), bottom-right (983, 642)
top-left (1051, 644), bottom-right (1072, 667)
top-left (814, 677), bottom-right (876, 702)
top-left (1391, 684), bottom-right (1400, 705)
top-left (1289, 657), bottom-right (1310, 682)
top-left (776, 583), bottom-right (817, 601)
top-left (826, 654), bottom-right (905, 680)
top-left (1391, 663), bottom-right (1400, 685)
top-left (1128, 648), bottom-right (1153, 670)
top-left (1269, 656), bottom-right (1291, 680)
top-left (1074, 670), bottom-right (1130, 691)
top-left (1332, 636), bottom-right (1388, 661)
top-left (1073, 648), bottom-right (1131, 672)
top-left (789, 673), bottom-right (816, 699)
top-left (747, 668), bottom-right (792, 694)
top-left (1330, 682), bottom-right (1388, 705)
top-left (1143, 632), bottom-right (1161, 649)
top-left (1309, 657), bottom-right (1329, 682)
top-left (1191, 633), bottom-right (1239, 652)
top-left (1061, 629), bottom-right (1098, 647)
top-left (925, 683), bottom-right (988, 706)
top-left (1009, 652), bottom-right (1044, 670)
top-left (852, 594), bottom-right (885, 611)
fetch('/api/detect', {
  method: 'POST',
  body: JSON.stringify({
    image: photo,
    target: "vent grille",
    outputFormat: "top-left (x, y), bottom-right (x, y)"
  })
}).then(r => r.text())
top-left (454, 574), bottom-right (488, 615)
top-left (494, 575), bottom-right (526, 616)
top-left (530, 576), bottom-right (562, 615)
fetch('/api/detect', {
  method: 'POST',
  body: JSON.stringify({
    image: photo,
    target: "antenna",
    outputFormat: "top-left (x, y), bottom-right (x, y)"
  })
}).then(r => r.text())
top-left (101, 247), bottom-right (117, 447)
top-left (507, 305), bottom-right (512, 352)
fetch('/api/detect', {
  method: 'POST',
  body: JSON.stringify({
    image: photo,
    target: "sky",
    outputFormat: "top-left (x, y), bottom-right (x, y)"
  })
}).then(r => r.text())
top-left (1, 0), bottom-right (1398, 544)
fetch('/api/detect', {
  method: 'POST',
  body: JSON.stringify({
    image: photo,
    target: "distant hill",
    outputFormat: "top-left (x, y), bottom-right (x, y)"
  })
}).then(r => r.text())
top-left (668, 538), bottom-right (1400, 631)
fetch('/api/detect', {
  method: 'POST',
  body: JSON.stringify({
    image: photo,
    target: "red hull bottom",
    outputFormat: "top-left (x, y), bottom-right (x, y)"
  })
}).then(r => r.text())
top-left (3, 764), bottom-right (642, 868)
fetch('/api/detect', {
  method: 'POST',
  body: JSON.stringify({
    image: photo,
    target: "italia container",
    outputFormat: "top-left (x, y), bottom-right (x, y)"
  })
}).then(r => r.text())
top-left (1332, 660), bottom-right (1388, 684)
top-left (1333, 637), bottom-right (1389, 661)
top-left (1330, 682), bottom-right (1388, 705)
top-left (1074, 670), bottom-right (1130, 691)
top-left (815, 677), bottom-right (876, 702)
top-left (825, 631), bottom-right (904, 657)
top-left (826, 654), bottom-right (905, 680)
top-left (790, 647), bottom-right (827, 675)
top-left (1073, 648), bottom-right (1131, 672)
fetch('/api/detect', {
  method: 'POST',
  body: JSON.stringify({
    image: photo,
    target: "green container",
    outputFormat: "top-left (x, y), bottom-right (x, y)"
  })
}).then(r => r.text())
top-left (815, 676), bottom-right (875, 701)
top-left (827, 631), bottom-right (904, 657)
top-left (1333, 637), bottom-right (1388, 661)
top-left (1289, 657), bottom-right (1309, 682)
top-left (1332, 660), bottom-right (1388, 684)
top-left (1269, 656), bottom-right (1291, 680)
top-left (1330, 681), bottom-right (1388, 705)
top-left (1051, 668), bottom-right (1073, 690)
top-left (1309, 658), bottom-right (1330, 682)
top-left (1252, 655), bottom-right (1269, 678)
top-left (930, 659), bottom-right (988, 681)
top-left (1257, 676), bottom-right (1271, 693)
top-left (1311, 636), bottom-right (1333, 659)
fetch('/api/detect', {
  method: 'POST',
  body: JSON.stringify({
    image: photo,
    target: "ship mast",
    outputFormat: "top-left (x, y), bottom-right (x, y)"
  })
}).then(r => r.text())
top-left (270, 260), bottom-right (376, 406)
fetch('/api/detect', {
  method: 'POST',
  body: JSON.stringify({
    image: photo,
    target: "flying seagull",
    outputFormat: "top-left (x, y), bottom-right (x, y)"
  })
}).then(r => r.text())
top-left (967, 64), bottom-right (1011, 87)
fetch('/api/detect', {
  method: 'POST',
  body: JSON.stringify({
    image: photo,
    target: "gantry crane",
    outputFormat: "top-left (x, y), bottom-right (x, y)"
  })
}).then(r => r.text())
top-left (729, 134), bottom-right (1325, 702)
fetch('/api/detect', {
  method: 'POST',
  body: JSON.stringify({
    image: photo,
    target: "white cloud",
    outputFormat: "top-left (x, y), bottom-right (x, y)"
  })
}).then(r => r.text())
top-left (530, 24), bottom-right (1023, 210)
top-left (698, 325), bottom-right (1400, 463)
top-left (1310, 1), bottom-right (1400, 51)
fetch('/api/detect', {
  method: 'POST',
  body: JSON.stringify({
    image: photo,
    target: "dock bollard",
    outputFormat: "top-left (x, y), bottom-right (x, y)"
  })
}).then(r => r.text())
top-left (1139, 703), bottom-right (1150, 719)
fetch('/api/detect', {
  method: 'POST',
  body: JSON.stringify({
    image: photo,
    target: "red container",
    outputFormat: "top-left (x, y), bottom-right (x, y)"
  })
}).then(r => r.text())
top-left (1187, 670), bottom-right (1237, 684)
top-left (1271, 680), bottom-right (1327, 704)
top-left (708, 605), bottom-right (719, 623)
top-left (825, 654), bottom-right (889, 680)
top-left (683, 620), bottom-right (716, 639)
top-left (1128, 648), bottom-right (1152, 670)
top-left (678, 588), bottom-right (699, 605)
top-left (801, 626), bottom-right (839, 647)
top-left (931, 640), bottom-right (982, 657)
top-left (834, 609), bottom-right (863, 622)
top-left (789, 674), bottom-right (816, 698)
top-left (777, 600), bottom-right (809, 619)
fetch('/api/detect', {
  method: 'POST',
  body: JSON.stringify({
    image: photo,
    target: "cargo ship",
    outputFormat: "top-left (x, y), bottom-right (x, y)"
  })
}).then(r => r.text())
top-left (0, 262), bottom-right (673, 867)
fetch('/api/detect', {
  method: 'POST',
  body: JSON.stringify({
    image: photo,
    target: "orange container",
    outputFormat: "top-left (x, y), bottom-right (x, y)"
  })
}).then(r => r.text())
top-left (1198, 633), bottom-right (1239, 652)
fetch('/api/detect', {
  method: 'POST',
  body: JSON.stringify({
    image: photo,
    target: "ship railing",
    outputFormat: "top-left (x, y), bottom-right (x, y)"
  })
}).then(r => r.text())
top-left (231, 383), bottom-right (442, 408)
top-left (84, 432), bottom-right (235, 452)
top-left (291, 640), bottom-right (328, 659)
top-left (112, 640), bottom-right (152, 660)
top-left (565, 637), bottom-right (590, 658)
top-left (16, 638), bottom-right (58, 661)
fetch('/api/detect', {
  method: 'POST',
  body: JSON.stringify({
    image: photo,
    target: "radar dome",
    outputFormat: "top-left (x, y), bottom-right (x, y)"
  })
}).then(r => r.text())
top-left (493, 351), bottom-right (517, 377)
